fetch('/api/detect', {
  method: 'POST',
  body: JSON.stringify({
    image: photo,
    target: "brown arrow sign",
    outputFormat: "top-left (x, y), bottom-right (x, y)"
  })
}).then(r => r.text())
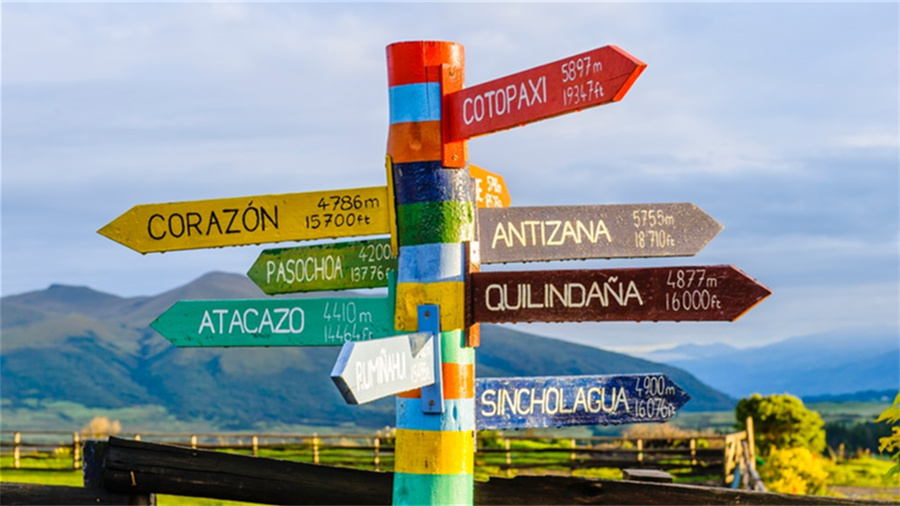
top-left (478, 203), bottom-right (723, 264)
top-left (470, 265), bottom-right (771, 324)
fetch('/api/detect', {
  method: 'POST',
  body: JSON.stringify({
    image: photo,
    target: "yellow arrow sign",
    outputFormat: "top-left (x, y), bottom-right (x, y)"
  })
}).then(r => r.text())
top-left (470, 164), bottom-right (511, 208)
top-left (99, 186), bottom-right (390, 253)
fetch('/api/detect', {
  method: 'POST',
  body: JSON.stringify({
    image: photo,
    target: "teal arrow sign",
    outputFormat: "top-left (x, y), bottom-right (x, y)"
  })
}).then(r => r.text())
top-left (151, 297), bottom-right (398, 347)
top-left (248, 238), bottom-right (397, 294)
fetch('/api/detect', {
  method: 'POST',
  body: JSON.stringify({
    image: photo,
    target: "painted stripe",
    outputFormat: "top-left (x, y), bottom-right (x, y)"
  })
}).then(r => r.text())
top-left (396, 201), bottom-right (474, 246)
top-left (393, 472), bottom-right (473, 506)
top-left (393, 428), bottom-right (474, 474)
top-left (396, 397), bottom-right (475, 432)
top-left (397, 362), bottom-right (474, 400)
top-left (387, 121), bottom-right (442, 163)
top-left (392, 161), bottom-right (473, 205)
top-left (398, 243), bottom-right (464, 283)
top-left (386, 41), bottom-right (464, 87)
top-left (440, 329), bottom-right (475, 365)
top-left (395, 281), bottom-right (465, 331)
top-left (390, 83), bottom-right (442, 124)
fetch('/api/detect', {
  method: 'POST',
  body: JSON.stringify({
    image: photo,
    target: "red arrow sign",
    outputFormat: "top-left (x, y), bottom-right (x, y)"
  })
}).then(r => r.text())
top-left (447, 45), bottom-right (646, 141)
top-left (470, 265), bottom-right (771, 324)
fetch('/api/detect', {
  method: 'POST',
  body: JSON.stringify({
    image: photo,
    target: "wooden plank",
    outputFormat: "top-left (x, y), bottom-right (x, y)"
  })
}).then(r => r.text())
top-left (247, 239), bottom-right (397, 294)
top-left (98, 186), bottom-right (389, 253)
top-left (151, 297), bottom-right (397, 347)
top-left (447, 45), bottom-right (646, 140)
top-left (330, 332), bottom-right (435, 405)
top-left (475, 374), bottom-right (690, 429)
top-left (470, 265), bottom-right (771, 323)
top-left (0, 483), bottom-right (149, 506)
top-left (478, 203), bottom-right (722, 263)
top-left (99, 437), bottom-right (883, 506)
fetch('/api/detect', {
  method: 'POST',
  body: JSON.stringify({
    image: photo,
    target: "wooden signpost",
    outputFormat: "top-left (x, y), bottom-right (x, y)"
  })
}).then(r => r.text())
top-left (98, 38), bottom-right (776, 506)
top-left (479, 203), bottom-right (722, 263)
top-left (247, 238), bottom-right (397, 294)
top-left (98, 186), bottom-right (389, 253)
top-left (471, 265), bottom-right (771, 324)
top-left (331, 332), bottom-right (436, 405)
top-left (469, 164), bottom-right (511, 209)
top-left (150, 296), bottom-right (397, 347)
top-left (447, 45), bottom-right (646, 141)
top-left (475, 373), bottom-right (690, 430)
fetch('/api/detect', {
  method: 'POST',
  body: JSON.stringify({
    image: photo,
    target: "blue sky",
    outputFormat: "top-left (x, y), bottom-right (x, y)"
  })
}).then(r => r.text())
top-left (2, 2), bottom-right (898, 353)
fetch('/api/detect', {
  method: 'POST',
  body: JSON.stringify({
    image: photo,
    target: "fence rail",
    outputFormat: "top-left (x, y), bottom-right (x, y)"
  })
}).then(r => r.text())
top-left (0, 429), bottom-right (739, 481)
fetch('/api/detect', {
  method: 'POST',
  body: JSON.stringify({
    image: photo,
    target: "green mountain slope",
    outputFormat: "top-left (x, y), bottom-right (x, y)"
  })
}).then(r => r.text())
top-left (1, 272), bottom-right (734, 430)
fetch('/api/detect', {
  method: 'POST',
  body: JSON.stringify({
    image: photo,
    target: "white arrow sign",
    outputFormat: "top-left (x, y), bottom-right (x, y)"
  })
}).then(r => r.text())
top-left (330, 332), bottom-right (435, 404)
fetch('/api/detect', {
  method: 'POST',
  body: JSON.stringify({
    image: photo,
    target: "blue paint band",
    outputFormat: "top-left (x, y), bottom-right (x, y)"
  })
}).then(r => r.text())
top-left (398, 243), bottom-right (465, 283)
top-left (389, 82), bottom-right (442, 124)
top-left (396, 398), bottom-right (475, 432)
top-left (392, 161), bottom-right (472, 205)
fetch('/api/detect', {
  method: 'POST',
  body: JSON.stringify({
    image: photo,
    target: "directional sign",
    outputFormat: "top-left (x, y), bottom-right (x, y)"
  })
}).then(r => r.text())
top-left (478, 203), bottom-right (722, 264)
top-left (331, 332), bottom-right (435, 405)
top-left (248, 238), bottom-right (397, 295)
top-left (471, 265), bottom-right (771, 324)
top-left (447, 45), bottom-right (646, 141)
top-left (476, 374), bottom-right (690, 429)
top-left (151, 297), bottom-right (398, 347)
top-left (99, 186), bottom-right (390, 253)
top-left (470, 164), bottom-right (511, 209)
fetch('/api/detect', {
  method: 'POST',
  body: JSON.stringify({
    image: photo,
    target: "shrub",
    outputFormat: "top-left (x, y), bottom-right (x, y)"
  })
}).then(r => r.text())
top-left (875, 390), bottom-right (900, 478)
top-left (759, 446), bottom-right (829, 495)
top-left (736, 393), bottom-right (826, 455)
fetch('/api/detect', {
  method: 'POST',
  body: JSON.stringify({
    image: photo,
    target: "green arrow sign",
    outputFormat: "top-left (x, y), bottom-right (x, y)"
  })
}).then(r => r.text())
top-left (151, 297), bottom-right (398, 347)
top-left (247, 238), bottom-right (397, 295)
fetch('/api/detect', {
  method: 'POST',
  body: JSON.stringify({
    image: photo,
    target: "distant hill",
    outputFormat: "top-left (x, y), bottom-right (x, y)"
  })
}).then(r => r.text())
top-left (644, 329), bottom-right (899, 399)
top-left (0, 272), bottom-right (734, 431)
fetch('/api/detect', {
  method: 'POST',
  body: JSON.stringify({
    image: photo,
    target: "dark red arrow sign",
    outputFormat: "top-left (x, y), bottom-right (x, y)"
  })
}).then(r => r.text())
top-left (447, 45), bottom-right (646, 141)
top-left (470, 265), bottom-right (771, 324)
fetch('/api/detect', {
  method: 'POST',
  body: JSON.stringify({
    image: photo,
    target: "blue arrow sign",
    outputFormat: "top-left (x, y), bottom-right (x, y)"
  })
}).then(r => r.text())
top-left (475, 373), bottom-right (690, 430)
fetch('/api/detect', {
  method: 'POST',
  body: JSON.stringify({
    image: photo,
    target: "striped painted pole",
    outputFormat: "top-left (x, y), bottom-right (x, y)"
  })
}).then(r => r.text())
top-left (386, 41), bottom-right (476, 506)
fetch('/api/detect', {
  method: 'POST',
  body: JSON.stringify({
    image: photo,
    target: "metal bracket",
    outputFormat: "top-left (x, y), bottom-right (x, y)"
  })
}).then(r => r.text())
top-left (418, 304), bottom-right (444, 414)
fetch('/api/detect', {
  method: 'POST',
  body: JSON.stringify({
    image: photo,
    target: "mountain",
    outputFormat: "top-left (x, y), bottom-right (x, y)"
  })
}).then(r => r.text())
top-left (650, 330), bottom-right (899, 399)
top-left (0, 272), bottom-right (733, 431)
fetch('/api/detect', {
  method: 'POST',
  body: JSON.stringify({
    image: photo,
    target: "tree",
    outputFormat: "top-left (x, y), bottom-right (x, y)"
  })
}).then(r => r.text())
top-left (735, 393), bottom-right (826, 455)
top-left (875, 390), bottom-right (900, 478)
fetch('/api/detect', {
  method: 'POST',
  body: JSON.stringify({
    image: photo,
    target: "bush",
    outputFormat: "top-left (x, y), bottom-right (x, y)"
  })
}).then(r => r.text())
top-left (759, 446), bottom-right (829, 495)
top-left (875, 390), bottom-right (900, 478)
top-left (736, 393), bottom-right (826, 455)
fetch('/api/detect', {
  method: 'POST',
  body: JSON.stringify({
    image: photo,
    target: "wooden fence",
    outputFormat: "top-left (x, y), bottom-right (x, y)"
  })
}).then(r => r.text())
top-left (1, 429), bottom-right (746, 482)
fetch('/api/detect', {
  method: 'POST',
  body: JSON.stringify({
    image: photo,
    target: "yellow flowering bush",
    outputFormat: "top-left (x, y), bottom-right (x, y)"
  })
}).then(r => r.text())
top-left (759, 446), bottom-right (829, 495)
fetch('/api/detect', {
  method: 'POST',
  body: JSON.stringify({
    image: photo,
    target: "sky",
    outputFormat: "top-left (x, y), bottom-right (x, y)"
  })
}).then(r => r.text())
top-left (2, 2), bottom-right (898, 354)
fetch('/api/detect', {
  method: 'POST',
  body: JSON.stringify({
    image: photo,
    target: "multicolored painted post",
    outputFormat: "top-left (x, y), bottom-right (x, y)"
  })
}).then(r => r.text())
top-left (386, 41), bottom-right (476, 506)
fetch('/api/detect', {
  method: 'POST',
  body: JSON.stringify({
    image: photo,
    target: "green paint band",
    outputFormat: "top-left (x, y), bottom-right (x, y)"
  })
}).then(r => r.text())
top-left (396, 201), bottom-right (474, 246)
top-left (393, 472), bottom-right (473, 506)
top-left (441, 330), bottom-right (474, 365)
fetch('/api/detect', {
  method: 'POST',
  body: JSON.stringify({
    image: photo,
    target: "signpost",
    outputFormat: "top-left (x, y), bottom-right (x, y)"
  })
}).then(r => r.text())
top-left (447, 45), bottom-right (646, 141)
top-left (150, 297), bottom-right (398, 347)
top-left (475, 373), bottom-right (690, 430)
top-left (248, 238), bottom-right (397, 294)
top-left (478, 203), bottom-right (722, 263)
top-left (471, 265), bottom-right (771, 324)
top-left (331, 332), bottom-right (436, 405)
top-left (98, 38), bottom-right (776, 506)
top-left (470, 164), bottom-right (511, 209)
top-left (99, 186), bottom-right (390, 253)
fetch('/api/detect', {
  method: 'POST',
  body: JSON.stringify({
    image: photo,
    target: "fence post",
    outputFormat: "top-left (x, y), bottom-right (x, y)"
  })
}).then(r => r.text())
top-left (312, 433), bottom-right (320, 464)
top-left (190, 435), bottom-right (197, 449)
top-left (505, 439), bottom-right (512, 478)
top-left (690, 438), bottom-right (697, 467)
top-left (374, 437), bottom-right (380, 471)
top-left (83, 439), bottom-right (155, 505)
top-left (252, 435), bottom-right (259, 457)
top-left (13, 431), bottom-right (21, 469)
top-left (73, 432), bottom-right (81, 469)
top-left (636, 438), bottom-right (644, 464)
